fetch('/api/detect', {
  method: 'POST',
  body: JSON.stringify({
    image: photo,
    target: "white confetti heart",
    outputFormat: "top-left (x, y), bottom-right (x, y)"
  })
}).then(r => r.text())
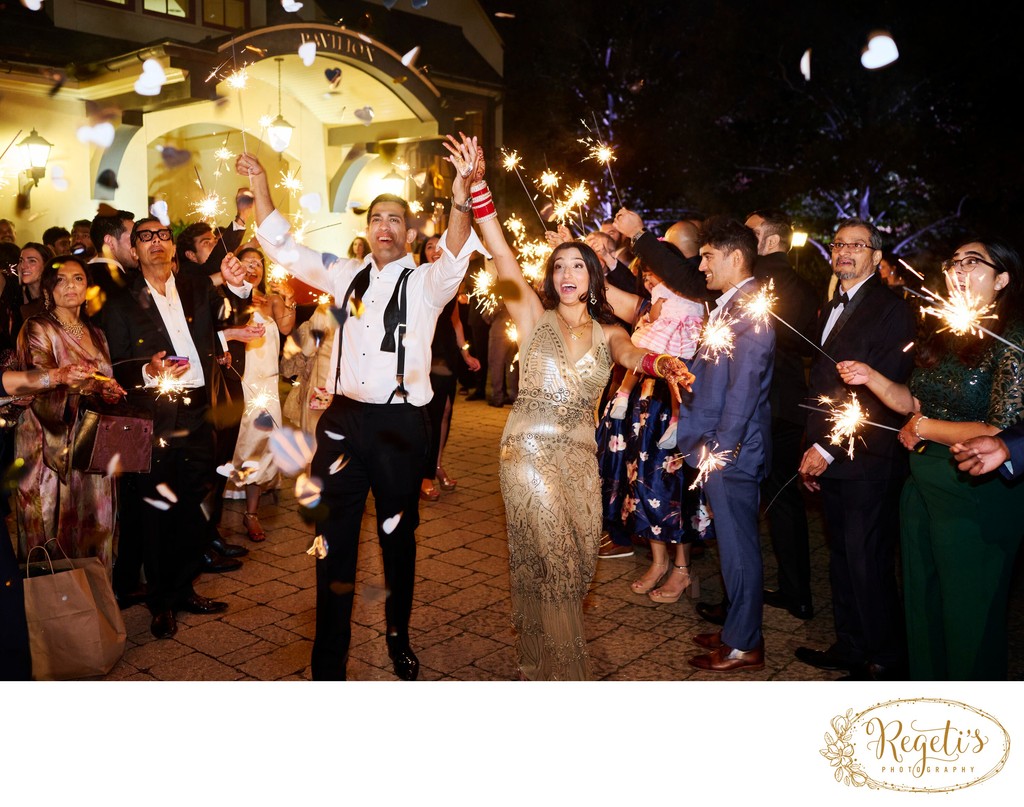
top-left (106, 454), bottom-right (122, 477)
top-left (354, 106), bottom-right (375, 125)
top-left (299, 192), bottom-right (322, 213)
top-left (143, 497), bottom-right (171, 511)
top-left (156, 483), bottom-right (178, 502)
top-left (295, 473), bottom-right (323, 508)
top-left (861, 32), bottom-right (898, 70)
top-left (329, 455), bottom-right (349, 475)
top-left (382, 512), bottom-right (403, 535)
top-left (134, 59), bottom-right (166, 96)
top-left (269, 427), bottom-right (316, 475)
top-left (324, 430), bottom-right (345, 440)
top-left (800, 49), bottom-right (811, 82)
top-left (51, 165), bottom-right (68, 191)
top-left (216, 462), bottom-right (236, 477)
top-left (21, 0), bottom-right (43, 10)
top-left (401, 46), bottom-right (420, 68)
top-left (76, 122), bottom-right (116, 148)
top-left (150, 200), bottom-right (171, 226)
top-left (282, 0), bottom-right (303, 11)
top-left (306, 535), bottom-right (328, 559)
top-left (298, 41), bottom-right (317, 66)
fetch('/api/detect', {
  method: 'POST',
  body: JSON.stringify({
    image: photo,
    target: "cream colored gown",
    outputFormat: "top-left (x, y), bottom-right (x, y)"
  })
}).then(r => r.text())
top-left (499, 310), bottom-right (613, 680)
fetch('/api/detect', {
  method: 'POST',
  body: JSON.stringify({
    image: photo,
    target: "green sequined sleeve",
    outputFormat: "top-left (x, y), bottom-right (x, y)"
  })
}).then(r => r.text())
top-left (987, 322), bottom-right (1024, 429)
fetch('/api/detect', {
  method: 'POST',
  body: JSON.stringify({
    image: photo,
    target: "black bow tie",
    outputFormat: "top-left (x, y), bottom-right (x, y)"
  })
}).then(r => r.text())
top-left (829, 290), bottom-right (849, 311)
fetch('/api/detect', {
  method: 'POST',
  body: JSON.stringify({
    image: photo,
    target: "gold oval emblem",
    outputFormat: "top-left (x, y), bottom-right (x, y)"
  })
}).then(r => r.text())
top-left (822, 698), bottom-right (1010, 792)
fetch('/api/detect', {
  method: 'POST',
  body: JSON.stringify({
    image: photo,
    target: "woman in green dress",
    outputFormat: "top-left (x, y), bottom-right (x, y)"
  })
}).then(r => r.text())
top-left (838, 237), bottom-right (1024, 679)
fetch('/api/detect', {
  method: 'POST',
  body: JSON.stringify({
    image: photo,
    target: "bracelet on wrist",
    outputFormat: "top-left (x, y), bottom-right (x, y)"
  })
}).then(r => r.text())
top-left (653, 353), bottom-right (675, 378)
top-left (470, 181), bottom-right (497, 222)
top-left (913, 414), bottom-right (928, 442)
top-left (639, 353), bottom-right (659, 377)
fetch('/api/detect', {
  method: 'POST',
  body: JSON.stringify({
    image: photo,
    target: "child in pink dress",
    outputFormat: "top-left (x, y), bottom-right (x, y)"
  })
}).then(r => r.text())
top-left (609, 269), bottom-right (704, 448)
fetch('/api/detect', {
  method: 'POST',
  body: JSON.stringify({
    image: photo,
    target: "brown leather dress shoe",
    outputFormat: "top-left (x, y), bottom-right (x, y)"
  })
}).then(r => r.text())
top-left (689, 641), bottom-right (765, 673)
top-left (693, 630), bottom-right (723, 649)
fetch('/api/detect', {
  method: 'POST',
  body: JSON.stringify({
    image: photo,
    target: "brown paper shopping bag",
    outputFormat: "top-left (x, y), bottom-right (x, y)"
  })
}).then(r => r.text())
top-left (22, 547), bottom-right (127, 681)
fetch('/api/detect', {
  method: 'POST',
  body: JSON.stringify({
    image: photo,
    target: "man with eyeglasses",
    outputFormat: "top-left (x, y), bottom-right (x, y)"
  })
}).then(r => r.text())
top-left (794, 217), bottom-right (915, 680)
top-left (102, 218), bottom-right (253, 639)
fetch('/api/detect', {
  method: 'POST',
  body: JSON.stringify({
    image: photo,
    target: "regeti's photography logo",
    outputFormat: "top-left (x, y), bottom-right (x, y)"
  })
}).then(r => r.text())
top-left (821, 698), bottom-right (1010, 792)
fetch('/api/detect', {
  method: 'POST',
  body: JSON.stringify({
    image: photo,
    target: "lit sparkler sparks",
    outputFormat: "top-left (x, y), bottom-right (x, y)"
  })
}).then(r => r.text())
top-left (538, 170), bottom-right (560, 194)
top-left (579, 131), bottom-right (624, 207)
top-left (267, 263), bottom-right (290, 284)
top-left (500, 146), bottom-right (548, 230)
top-left (214, 145), bottom-right (235, 162)
top-left (820, 393), bottom-right (868, 459)
top-left (276, 169), bottom-right (304, 196)
top-left (739, 278), bottom-right (777, 331)
top-left (408, 200), bottom-right (423, 214)
top-left (699, 314), bottom-right (736, 363)
top-left (153, 372), bottom-right (190, 403)
top-left (565, 180), bottom-right (590, 209)
top-left (470, 268), bottom-right (499, 317)
top-left (688, 445), bottom-right (732, 490)
top-left (225, 66), bottom-right (249, 90)
top-left (244, 390), bottom-right (274, 418)
top-left (258, 114), bottom-right (275, 130)
top-left (505, 322), bottom-right (518, 343)
top-left (191, 191), bottom-right (225, 221)
top-left (316, 292), bottom-right (333, 306)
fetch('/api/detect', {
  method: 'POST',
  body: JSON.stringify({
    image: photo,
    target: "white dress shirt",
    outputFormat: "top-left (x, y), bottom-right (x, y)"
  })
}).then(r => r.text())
top-left (708, 276), bottom-right (756, 321)
top-left (813, 272), bottom-right (874, 463)
top-left (257, 209), bottom-right (483, 406)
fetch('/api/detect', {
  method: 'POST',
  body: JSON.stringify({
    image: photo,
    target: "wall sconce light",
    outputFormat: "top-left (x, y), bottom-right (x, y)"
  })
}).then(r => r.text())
top-left (16, 128), bottom-right (53, 209)
top-left (268, 58), bottom-right (294, 153)
top-left (378, 168), bottom-right (405, 198)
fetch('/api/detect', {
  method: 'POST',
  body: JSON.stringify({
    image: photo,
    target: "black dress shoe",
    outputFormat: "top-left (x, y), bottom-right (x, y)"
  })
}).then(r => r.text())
top-left (114, 587), bottom-right (148, 610)
top-left (794, 646), bottom-right (858, 672)
top-left (763, 589), bottom-right (814, 620)
top-left (210, 537), bottom-right (248, 558)
top-left (151, 609), bottom-right (177, 639)
top-left (200, 549), bottom-right (243, 573)
top-left (466, 390), bottom-right (486, 401)
top-left (695, 600), bottom-right (727, 626)
top-left (838, 661), bottom-right (908, 681)
top-left (176, 593), bottom-right (229, 614)
top-left (387, 641), bottom-right (420, 681)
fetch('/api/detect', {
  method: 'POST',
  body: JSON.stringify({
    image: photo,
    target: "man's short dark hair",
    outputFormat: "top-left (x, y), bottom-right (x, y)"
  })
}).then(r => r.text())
top-left (42, 226), bottom-right (70, 248)
top-left (90, 210), bottom-right (134, 252)
top-left (835, 217), bottom-right (883, 250)
top-left (72, 219), bottom-right (91, 231)
top-left (176, 221), bottom-right (213, 264)
top-left (699, 216), bottom-right (758, 272)
top-left (366, 194), bottom-right (410, 226)
top-left (747, 208), bottom-right (793, 250)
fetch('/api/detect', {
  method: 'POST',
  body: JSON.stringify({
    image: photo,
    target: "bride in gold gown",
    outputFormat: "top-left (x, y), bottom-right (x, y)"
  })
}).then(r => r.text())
top-left (450, 137), bottom-right (694, 679)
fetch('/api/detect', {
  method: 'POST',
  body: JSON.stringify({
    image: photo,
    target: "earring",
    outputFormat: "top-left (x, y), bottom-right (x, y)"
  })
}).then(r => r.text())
top-left (589, 290), bottom-right (597, 305)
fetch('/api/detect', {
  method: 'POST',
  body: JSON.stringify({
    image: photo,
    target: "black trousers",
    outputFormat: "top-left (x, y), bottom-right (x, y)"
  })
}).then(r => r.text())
top-left (761, 417), bottom-right (812, 606)
top-left (820, 475), bottom-right (906, 667)
top-left (123, 401), bottom-right (216, 611)
top-left (309, 397), bottom-right (428, 680)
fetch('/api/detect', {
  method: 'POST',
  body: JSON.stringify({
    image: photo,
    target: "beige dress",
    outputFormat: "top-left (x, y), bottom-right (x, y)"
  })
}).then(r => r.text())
top-left (499, 310), bottom-right (612, 680)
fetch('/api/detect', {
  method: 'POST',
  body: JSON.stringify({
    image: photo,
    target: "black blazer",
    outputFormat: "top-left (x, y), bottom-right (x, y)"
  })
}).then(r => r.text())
top-left (632, 232), bottom-right (715, 303)
top-left (101, 270), bottom-right (249, 439)
top-left (753, 251), bottom-right (819, 425)
top-left (804, 272), bottom-right (916, 478)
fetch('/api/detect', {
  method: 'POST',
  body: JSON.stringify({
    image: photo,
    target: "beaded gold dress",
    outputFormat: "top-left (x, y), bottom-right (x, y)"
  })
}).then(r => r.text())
top-left (499, 309), bottom-right (612, 680)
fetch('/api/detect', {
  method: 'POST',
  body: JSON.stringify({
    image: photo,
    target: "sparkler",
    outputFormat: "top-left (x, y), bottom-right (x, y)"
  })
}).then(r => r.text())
top-left (470, 268), bottom-right (499, 317)
top-left (797, 394), bottom-right (900, 460)
top-left (267, 263), bottom-right (290, 285)
top-left (699, 314), bottom-right (737, 363)
top-left (501, 147), bottom-right (548, 231)
top-left (581, 138), bottom-right (624, 208)
top-left (537, 170), bottom-right (560, 194)
top-left (153, 371), bottom-right (190, 403)
top-left (738, 279), bottom-right (777, 332)
top-left (904, 272), bottom-right (1023, 354)
top-left (505, 322), bottom-right (518, 343)
top-left (688, 445), bottom-right (732, 490)
top-left (276, 169), bottom-right (303, 196)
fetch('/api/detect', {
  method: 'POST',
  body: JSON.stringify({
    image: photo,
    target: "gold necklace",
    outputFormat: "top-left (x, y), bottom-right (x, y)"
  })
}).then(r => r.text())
top-left (53, 310), bottom-right (85, 340)
top-left (555, 309), bottom-right (592, 341)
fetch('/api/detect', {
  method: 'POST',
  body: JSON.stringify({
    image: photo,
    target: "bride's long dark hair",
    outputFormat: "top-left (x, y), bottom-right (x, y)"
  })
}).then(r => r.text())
top-left (540, 241), bottom-right (618, 325)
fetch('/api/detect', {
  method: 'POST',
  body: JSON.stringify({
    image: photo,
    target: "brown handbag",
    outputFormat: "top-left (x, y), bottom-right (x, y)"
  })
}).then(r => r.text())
top-left (71, 401), bottom-right (154, 474)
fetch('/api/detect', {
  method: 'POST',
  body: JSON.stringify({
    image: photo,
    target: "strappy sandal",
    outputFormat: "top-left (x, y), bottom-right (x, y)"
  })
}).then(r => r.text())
top-left (436, 466), bottom-right (457, 491)
top-left (242, 512), bottom-right (266, 542)
top-left (630, 561), bottom-right (670, 595)
top-left (648, 564), bottom-right (700, 603)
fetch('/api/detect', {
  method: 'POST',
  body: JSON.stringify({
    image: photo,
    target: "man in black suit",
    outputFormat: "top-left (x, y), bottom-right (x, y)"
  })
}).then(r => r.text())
top-left (745, 210), bottom-right (819, 620)
top-left (102, 217), bottom-right (252, 639)
top-left (795, 217), bottom-right (915, 680)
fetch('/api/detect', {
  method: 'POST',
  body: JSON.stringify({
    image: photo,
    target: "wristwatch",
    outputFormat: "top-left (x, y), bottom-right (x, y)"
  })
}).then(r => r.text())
top-left (453, 198), bottom-right (472, 214)
top-left (630, 228), bottom-right (647, 247)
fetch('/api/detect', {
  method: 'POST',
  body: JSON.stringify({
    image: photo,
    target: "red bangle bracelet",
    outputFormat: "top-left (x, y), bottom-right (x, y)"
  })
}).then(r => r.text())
top-left (640, 353), bottom-right (659, 376)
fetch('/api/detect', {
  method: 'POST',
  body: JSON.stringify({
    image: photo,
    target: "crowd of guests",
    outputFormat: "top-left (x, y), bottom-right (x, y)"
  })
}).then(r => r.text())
top-left (2, 142), bottom-right (1022, 683)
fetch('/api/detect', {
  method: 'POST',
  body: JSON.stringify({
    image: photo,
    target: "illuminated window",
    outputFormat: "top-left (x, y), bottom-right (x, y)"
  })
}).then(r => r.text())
top-left (81, 0), bottom-right (132, 7)
top-left (202, 0), bottom-right (246, 28)
top-left (144, 0), bottom-right (189, 19)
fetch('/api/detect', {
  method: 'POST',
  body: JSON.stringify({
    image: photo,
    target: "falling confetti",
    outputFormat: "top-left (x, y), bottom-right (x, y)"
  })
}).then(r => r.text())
top-left (155, 483), bottom-right (178, 503)
top-left (76, 122), bottom-right (115, 148)
top-left (861, 32), bottom-right (899, 70)
top-left (329, 455), bottom-right (349, 474)
top-left (324, 430), bottom-right (345, 441)
top-left (307, 535), bottom-right (328, 559)
top-left (295, 473), bottom-right (323, 508)
top-left (143, 497), bottom-right (171, 511)
top-left (134, 59), bottom-right (167, 96)
top-left (382, 512), bottom-right (403, 535)
top-left (298, 41), bottom-right (317, 66)
top-left (269, 427), bottom-right (316, 474)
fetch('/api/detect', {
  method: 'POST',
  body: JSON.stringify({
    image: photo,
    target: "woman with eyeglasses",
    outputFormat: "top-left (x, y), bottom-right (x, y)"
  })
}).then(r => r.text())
top-left (837, 237), bottom-right (1024, 680)
top-left (223, 247), bottom-right (294, 542)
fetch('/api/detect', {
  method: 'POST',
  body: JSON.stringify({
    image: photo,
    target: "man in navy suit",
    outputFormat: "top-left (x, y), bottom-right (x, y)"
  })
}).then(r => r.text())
top-left (795, 217), bottom-right (915, 680)
top-left (952, 423), bottom-right (1024, 478)
top-left (679, 217), bottom-right (775, 673)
